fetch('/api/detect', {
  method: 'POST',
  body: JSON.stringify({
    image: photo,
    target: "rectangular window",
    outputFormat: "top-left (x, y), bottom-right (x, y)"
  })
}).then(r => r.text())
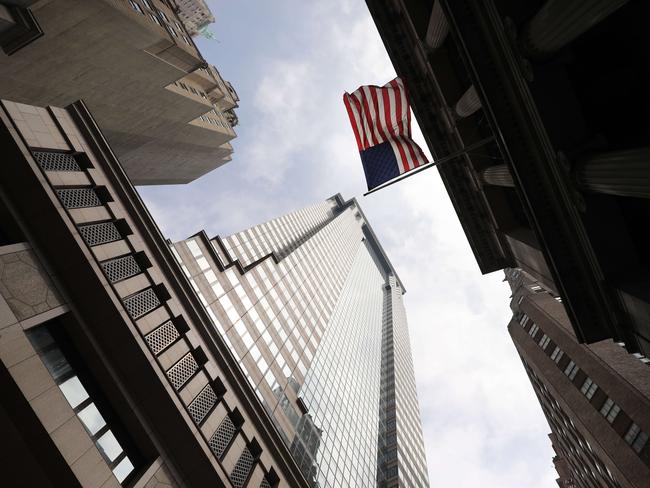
top-left (27, 323), bottom-right (139, 484)
top-left (196, 257), bottom-right (210, 271)
top-left (564, 360), bottom-right (579, 380)
top-left (538, 334), bottom-right (551, 350)
top-left (550, 346), bottom-right (562, 361)
top-left (600, 398), bottom-right (621, 424)
top-left (632, 431), bottom-right (649, 454)
top-left (528, 324), bottom-right (540, 338)
top-left (580, 378), bottom-right (598, 399)
top-left (625, 423), bottom-right (641, 445)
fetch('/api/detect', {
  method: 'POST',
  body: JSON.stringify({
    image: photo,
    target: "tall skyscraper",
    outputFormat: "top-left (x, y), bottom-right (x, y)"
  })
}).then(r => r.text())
top-left (507, 268), bottom-right (650, 488)
top-left (172, 195), bottom-right (430, 487)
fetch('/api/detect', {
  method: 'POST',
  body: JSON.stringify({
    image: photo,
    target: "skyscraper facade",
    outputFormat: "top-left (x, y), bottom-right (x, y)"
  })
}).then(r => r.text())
top-left (507, 269), bottom-right (650, 488)
top-left (172, 195), bottom-right (430, 487)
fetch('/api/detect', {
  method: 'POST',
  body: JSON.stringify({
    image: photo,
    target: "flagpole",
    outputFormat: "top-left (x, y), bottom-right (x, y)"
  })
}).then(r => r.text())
top-left (363, 136), bottom-right (495, 196)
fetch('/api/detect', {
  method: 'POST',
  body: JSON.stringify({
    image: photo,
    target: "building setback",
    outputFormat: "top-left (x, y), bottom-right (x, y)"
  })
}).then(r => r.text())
top-left (173, 195), bottom-right (430, 487)
top-left (0, 98), bottom-right (306, 487)
top-left (0, 0), bottom-right (238, 185)
top-left (365, 0), bottom-right (650, 354)
top-left (507, 268), bottom-right (650, 488)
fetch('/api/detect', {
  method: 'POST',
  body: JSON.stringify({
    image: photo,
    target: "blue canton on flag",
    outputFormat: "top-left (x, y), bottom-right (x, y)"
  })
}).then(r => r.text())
top-left (343, 77), bottom-right (429, 191)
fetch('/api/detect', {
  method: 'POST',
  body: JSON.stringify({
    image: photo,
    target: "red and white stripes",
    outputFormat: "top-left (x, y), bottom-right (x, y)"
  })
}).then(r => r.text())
top-left (343, 77), bottom-right (428, 174)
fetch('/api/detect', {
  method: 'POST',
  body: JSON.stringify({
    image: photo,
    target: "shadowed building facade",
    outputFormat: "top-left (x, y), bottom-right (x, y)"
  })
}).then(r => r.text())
top-left (0, 98), bottom-right (309, 487)
top-left (0, 0), bottom-right (238, 185)
top-left (507, 268), bottom-right (650, 488)
top-left (172, 196), bottom-right (430, 487)
top-left (365, 0), bottom-right (650, 355)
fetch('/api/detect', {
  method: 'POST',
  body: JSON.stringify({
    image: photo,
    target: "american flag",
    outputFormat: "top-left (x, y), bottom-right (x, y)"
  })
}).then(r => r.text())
top-left (343, 77), bottom-right (429, 191)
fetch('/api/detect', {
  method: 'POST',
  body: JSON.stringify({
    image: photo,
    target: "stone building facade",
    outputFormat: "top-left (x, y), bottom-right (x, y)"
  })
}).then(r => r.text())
top-left (507, 268), bottom-right (650, 488)
top-left (0, 0), bottom-right (238, 184)
top-left (0, 98), bottom-right (306, 487)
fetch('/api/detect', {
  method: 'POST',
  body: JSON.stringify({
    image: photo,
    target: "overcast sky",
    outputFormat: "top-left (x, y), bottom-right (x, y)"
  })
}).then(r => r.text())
top-left (139, 1), bottom-right (556, 486)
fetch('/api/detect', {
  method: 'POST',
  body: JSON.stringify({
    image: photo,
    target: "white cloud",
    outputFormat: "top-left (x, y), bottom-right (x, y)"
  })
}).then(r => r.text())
top-left (141, 1), bottom-right (557, 486)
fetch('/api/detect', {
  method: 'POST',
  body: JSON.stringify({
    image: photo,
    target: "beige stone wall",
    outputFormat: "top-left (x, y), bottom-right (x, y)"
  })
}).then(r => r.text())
top-left (0, 0), bottom-right (236, 185)
top-left (1, 98), bottom-right (303, 486)
top-left (0, 247), bottom-right (121, 488)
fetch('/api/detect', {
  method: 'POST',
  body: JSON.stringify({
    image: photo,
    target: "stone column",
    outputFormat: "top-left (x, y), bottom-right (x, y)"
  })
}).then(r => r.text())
top-left (522, 0), bottom-right (629, 57)
top-left (480, 164), bottom-right (514, 187)
top-left (455, 85), bottom-right (481, 118)
top-left (575, 147), bottom-right (650, 199)
top-left (424, 1), bottom-right (449, 50)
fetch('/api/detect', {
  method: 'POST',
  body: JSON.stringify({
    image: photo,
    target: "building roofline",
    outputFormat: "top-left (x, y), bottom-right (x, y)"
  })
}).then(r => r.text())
top-left (329, 193), bottom-right (406, 293)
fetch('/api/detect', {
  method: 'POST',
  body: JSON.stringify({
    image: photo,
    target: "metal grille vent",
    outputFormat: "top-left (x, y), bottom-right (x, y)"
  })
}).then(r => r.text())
top-left (33, 151), bottom-right (81, 171)
top-left (101, 255), bottom-right (141, 283)
top-left (209, 415), bottom-right (236, 459)
top-left (56, 188), bottom-right (102, 209)
top-left (188, 384), bottom-right (218, 424)
top-left (230, 447), bottom-right (254, 488)
top-left (123, 288), bottom-right (160, 319)
top-left (78, 221), bottom-right (122, 247)
top-left (260, 479), bottom-right (272, 488)
top-left (167, 352), bottom-right (198, 390)
top-left (145, 320), bottom-right (179, 356)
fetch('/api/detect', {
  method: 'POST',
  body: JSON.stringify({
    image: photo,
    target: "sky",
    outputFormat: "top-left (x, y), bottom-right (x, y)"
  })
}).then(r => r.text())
top-left (139, 1), bottom-right (556, 486)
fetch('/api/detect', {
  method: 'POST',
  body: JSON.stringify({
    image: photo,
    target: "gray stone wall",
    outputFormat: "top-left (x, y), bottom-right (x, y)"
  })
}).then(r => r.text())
top-left (0, 246), bottom-right (63, 321)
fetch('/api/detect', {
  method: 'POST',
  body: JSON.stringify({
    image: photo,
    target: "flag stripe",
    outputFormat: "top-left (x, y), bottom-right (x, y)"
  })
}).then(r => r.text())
top-left (343, 76), bottom-right (429, 190)
top-left (361, 86), bottom-right (383, 146)
top-left (369, 87), bottom-right (388, 144)
top-left (343, 94), bottom-right (363, 152)
top-left (389, 78), bottom-right (405, 136)
top-left (350, 92), bottom-right (368, 149)
top-left (355, 89), bottom-right (378, 147)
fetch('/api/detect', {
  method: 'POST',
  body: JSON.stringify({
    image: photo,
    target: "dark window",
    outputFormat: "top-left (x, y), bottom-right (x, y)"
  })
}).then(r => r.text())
top-left (27, 321), bottom-right (142, 484)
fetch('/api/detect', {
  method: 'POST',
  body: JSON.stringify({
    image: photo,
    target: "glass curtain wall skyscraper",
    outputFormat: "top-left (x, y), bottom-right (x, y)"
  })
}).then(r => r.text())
top-left (172, 194), bottom-right (429, 487)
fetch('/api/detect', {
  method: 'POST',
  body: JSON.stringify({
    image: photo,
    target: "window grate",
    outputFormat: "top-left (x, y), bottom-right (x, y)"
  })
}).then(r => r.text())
top-left (101, 255), bottom-right (141, 283)
top-left (33, 151), bottom-right (81, 171)
top-left (209, 415), bottom-right (236, 460)
top-left (56, 188), bottom-right (102, 209)
top-left (78, 221), bottom-right (122, 247)
top-left (166, 352), bottom-right (198, 390)
top-left (230, 447), bottom-right (254, 488)
top-left (260, 479), bottom-right (272, 488)
top-left (145, 320), bottom-right (179, 356)
top-left (123, 288), bottom-right (160, 319)
top-left (188, 384), bottom-right (218, 424)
